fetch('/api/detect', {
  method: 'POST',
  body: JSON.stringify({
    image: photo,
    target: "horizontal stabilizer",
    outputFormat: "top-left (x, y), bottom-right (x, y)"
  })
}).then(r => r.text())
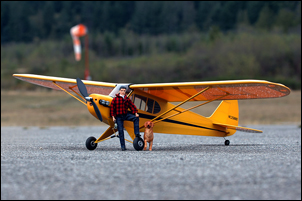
top-left (213, 122), bottom-right (263, 133)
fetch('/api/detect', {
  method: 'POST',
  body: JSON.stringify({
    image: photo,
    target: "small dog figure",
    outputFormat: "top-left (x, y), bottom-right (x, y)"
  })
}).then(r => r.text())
top-left (143, 121), bottom-right (154, 151)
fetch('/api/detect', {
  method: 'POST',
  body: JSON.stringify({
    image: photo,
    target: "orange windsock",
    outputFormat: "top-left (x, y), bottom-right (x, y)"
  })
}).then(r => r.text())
top-left (70, 24), bottom-right (88, 61)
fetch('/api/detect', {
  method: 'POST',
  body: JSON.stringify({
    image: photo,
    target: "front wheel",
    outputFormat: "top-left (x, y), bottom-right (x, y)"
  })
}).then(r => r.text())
top-left (86, 136), bottom-right (98, 150)
top-left (133, 137), bottom-right (144, 151)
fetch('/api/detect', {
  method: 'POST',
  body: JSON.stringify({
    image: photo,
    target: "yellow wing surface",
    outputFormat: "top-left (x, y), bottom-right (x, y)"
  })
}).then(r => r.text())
top-left (14, 75), bottom-right (290, 100)
top-left (130, 79), bottom-right (290, 102)
top-left (13, 74), bottom-right (116, 95)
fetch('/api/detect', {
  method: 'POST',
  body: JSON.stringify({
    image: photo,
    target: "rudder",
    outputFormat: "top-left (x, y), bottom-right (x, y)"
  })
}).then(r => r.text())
top-left (209, 100), bottom-right (239, 126)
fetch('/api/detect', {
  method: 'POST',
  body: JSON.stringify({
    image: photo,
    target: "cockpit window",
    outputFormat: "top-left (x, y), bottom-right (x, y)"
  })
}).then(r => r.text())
top-left (133, 94), bottom-right (146, 111)
top-left (131, 94), bottom-right (161, 114)
top-left (146, 99), bottom-right (154, 113)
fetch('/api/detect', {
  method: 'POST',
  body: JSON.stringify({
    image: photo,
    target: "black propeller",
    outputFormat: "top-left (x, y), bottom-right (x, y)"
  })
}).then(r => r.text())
top-left (76, 78), bottom-right (103, 122)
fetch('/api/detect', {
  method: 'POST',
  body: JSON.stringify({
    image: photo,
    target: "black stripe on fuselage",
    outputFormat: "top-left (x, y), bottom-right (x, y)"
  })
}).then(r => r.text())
top-left (138, 113), bottom-right (226, 133)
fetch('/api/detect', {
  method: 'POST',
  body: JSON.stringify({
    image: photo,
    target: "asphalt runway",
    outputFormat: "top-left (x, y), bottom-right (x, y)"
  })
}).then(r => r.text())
top-left (1, 125), bottom-right (301, 200)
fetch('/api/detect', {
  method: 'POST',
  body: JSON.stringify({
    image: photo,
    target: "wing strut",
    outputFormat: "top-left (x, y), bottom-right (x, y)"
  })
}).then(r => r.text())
top-left (68, 84), bottom-right (87, 101)
top-left (148, 86), bottom-right (211, 125)
top-left (152, 93), bottom-right (229, 125)
top-left (94, 126), bottom-right (133, 144)
top-left (52, 81), bottom-right (86, 105)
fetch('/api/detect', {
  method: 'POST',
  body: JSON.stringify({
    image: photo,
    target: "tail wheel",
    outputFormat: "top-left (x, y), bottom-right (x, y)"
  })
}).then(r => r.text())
top-left (86, 136), bottom-right (98, 150)
top-left (225, 140), bottom-right (230, 146)
top-left (133, 137), bottom-right (144, 151)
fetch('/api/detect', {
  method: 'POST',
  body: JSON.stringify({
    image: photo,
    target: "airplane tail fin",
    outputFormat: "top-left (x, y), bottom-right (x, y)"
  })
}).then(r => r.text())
top-left (209, 100), bottom-right (239, 126)
top-left (209, 100), bottom-right (262, 134)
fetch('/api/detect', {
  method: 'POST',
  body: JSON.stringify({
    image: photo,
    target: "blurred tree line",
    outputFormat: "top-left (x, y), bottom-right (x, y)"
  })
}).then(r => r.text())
top-left (1, 1), bottom-right (301, 90)
top-left (1, 1), bottom-right (301, 43)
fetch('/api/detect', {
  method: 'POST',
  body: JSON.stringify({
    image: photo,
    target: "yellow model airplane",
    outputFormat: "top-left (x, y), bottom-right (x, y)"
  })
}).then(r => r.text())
top-left (13, 74), bottom-right (290, 151)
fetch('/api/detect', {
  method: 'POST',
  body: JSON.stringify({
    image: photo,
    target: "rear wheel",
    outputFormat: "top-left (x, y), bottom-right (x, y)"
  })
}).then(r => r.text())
top-left (86, 136), bottom-right (98, 150)
top-left (133, 137), bottom-right (144, 151)
top-left (224, 140), bottom-right (230, 146)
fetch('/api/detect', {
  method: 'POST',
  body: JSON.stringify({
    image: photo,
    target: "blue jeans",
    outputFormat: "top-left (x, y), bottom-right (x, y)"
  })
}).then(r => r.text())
top-left (116, 112), bottom-right (140, 148)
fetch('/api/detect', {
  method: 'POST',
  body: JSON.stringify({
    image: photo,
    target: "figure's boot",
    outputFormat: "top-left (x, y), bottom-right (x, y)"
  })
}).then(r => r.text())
top-left (135, 133), bottom-right (142, 139)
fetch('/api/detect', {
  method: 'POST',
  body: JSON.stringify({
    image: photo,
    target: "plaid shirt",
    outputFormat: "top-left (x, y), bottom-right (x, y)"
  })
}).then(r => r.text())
top-left (110, 94), bottom-right (138, 117)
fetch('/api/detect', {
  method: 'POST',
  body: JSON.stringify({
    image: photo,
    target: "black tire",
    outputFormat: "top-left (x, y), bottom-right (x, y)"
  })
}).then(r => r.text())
top-left (225, 140), bottom-right (230, 146)
top-left (86, 136), bottom-right (98, 150)
top-left (133, 137), bottom-right (144, 151)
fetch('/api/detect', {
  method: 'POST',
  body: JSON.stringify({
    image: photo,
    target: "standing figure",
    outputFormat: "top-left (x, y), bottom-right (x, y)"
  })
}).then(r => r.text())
top-left (110, 86), bottom-right (141, 151)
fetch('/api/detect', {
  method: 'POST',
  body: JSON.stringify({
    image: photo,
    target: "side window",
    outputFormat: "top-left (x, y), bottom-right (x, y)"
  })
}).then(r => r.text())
top-left (133, 94), bottom-right (161, 114)
top-left (146, 99), bottom-right (154, 113)
top-left (153, 101), bottom-right (161, 114)
top-left (133, 95), bottom-right (146, 111)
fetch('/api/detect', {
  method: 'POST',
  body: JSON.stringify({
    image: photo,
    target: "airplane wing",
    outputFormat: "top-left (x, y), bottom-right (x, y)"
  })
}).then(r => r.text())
top-left (13, 74), bottom-right (116, 95)
top-left (129, 80), bottom-right (290, 102)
